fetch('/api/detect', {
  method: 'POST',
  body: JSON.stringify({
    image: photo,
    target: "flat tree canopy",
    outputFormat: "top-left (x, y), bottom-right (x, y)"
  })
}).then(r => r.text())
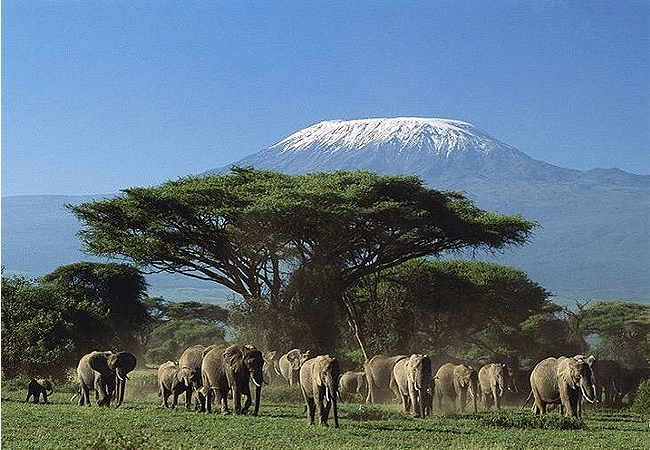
top-left (69, 167), bottom-right (537, 354)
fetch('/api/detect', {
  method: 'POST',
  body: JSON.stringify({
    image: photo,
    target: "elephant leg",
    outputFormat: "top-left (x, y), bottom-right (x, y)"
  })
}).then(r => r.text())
top-left (219, 388), bottom-right (230, 415)
top-left (204, 389), bottom-right (213, 414)
top-left (400, 394), bottom-right (409, 414)
top-left (241, 391), bottom-right (252, 415)
top-left (306, 397), bottom-right (316, 425)
top-left (171, 392), bottom-right (179, 409)
top-left (459, 390), bottom-right (467, 413)
top-left (322, 400), bottom-right (331, 426)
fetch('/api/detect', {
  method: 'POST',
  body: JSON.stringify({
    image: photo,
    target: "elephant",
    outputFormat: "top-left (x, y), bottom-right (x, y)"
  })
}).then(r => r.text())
top-left (364, 354), bottom-right (407, 404)
top-left (77, 351), bottom-right (137, 407)
top-left (25, 378), bottom-right (53, 404)
top-left (178, 344), bottom-right (207, 410)
top-left (157, 361), bottom-right (192, 409)
top-left (613, 366), bottom-right (650, 407)
top-left (262, 350), bottom-right (283, 385)
top-left (478, 363), bottom-right (513, 410)
top-left (392, 354), bottom-right (433, 417)
top-left (339, 371), bottom-right (367, 402)
top-left (299, 354), bottom-right (341, 428)
top-left (590, 359), bottom-right (621, 407)
top-left (201, 343), bottom-right (264, 415)
top-left (434, 363), bottom-right (478, 413)
top-left (278, 349), bottom-right (312, 386)
top-left (529, 356), bottom-right (597, 418)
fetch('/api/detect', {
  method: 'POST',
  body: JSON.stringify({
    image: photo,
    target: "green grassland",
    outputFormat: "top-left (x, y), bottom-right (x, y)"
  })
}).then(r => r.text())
top-left (2, 369), bottom-right (648, 450)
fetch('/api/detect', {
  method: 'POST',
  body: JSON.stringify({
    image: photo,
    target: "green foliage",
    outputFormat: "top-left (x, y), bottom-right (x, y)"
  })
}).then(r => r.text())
top-left (357, 259), bottom-right (551, 357)
top-left (579, 301), bottom-right (650, 366)
top-left (631, 379), bottom-right (650, 413)
top-left (1, 274), bottom-right (101, 379)
top-left (1, 263), bottom-right (151, 380)
top-left (145, 319), bottom-right (226, 364)
top-left (518, 303), bottom-right (586, 364)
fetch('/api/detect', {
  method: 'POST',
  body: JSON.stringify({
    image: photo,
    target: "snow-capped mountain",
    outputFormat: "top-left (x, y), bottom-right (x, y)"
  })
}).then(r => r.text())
top-left (216, 117), bottom-right (590, 184)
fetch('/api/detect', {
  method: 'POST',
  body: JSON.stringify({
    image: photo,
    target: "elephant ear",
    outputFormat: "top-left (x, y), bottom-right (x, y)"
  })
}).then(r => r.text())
top-left (115, 352), bottom-right (137, 373)
top-left (224, 345), bottom-right (245, 372)
top-left (89, 352), bottom-right (112, 374)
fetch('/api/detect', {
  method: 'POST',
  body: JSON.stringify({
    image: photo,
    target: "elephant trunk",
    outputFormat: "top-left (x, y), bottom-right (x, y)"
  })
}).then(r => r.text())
top-left (332, 388), bottom-right (339, 428)
top-left (253, 382), bottom-right (261, 415)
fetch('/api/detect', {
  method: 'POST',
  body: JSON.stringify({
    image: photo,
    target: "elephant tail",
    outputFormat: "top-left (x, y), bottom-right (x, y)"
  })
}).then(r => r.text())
top-left (521, 390), bottom-right (533, 409)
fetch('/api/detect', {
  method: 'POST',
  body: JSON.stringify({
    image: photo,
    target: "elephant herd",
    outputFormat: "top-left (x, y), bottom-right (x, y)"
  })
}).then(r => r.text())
top-left (27, 347), bottom-right (648, 427)
top-left (357, 352), bottom-right (649, 419)
top-left (362, 354), bottom-right (490, 417)
top-left (161, 345), bottom-right (340, 426)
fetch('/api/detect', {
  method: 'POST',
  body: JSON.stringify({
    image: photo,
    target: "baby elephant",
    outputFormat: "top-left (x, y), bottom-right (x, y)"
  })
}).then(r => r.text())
top-left (158, 361), bottom-right (192, 409)
top-left (25, 378), bottom-right (53, 404)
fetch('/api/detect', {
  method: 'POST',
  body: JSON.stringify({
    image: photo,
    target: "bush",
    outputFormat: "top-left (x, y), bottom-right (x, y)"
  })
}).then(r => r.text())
top-left (631, 379), bottom-right (650, 413)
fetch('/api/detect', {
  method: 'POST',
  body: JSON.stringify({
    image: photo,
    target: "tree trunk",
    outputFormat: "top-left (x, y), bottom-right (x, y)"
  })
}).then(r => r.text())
top-left (341, 292), bottom-right (369, 361)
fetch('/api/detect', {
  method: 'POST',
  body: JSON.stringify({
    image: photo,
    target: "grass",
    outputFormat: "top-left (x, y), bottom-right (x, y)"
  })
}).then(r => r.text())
top-left (2, 369), bottom-right (649, 449)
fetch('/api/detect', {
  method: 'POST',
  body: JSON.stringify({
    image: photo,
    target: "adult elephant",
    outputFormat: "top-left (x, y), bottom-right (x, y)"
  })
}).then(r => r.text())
top-left (613, 366), bottom-right (650, 407)
top-left (478, 363), bottom-right (513, 410)
top-left (201, 344), bottom-right (264, 415)
top-left (529, 356), bottom-right (597, 418)
top-left (434, 363), bottom-right (478, 413)
top-left (591, 359), bottom-right (621, 407)
top-left (157, 361), bottom-right (192, 409)
top-left (178, 344), bottom-right (207, 410)
top-left (392, 354), bottom-right (433, 417)
top-left (278, 349), bottom-right (312, 386)
top-left (25, 378), bottom-right (53, 404)
top-left (262, 350), bottom-right (283, 385)
top-left (364, 354), bottom-right (407, 404)
top-left (77, 351), bottom-right (137, 407)
top-left (299, 354), bottom-right (341, 428)
top-left (339, 371), bottom-right (367, 402)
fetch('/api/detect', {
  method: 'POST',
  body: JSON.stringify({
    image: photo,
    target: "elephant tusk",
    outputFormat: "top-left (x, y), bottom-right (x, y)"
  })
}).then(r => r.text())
top-left (325, 387), bottom-right (331, 403)
top-left (117, 373), bottom-right (124, 382)
top-left (414, 381), bottom-right (420, 392)
top-left (581, 386), bottom-right (596, 404)
top-left (252, 377), bottom-right (261, 388)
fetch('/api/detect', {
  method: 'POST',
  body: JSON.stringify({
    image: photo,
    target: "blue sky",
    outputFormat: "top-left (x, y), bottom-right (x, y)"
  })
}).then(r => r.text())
top-left (3, 1), bottom-right (649, 196)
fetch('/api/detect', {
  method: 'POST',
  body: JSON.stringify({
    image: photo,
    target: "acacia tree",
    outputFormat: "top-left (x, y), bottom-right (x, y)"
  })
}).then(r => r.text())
top-left (69, 167), bottom-right (536, 357)
top-left (579, 301), bottom-right (650, 366)
top-left (355, 259), bottom-right (551, 357)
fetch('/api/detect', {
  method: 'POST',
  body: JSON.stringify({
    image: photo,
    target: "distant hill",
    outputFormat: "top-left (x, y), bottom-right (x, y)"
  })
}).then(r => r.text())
top-left (2, 117), bottom-right (648, 304)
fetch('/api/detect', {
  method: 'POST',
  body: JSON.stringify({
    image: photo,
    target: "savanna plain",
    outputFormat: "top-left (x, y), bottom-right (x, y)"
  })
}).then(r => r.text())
top-left (3, 369), bottom-right (649, 450)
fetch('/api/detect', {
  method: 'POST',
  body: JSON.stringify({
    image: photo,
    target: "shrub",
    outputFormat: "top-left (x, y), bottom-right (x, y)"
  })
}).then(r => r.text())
top-left (631, 379), bottom-right (650, 413)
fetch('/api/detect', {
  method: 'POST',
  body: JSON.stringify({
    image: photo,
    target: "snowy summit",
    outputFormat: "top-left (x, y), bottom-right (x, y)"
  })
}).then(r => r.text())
top-left (270, 117), bottom-right (512, 158)
top-left (217, 116), bottom-right (591, 183)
